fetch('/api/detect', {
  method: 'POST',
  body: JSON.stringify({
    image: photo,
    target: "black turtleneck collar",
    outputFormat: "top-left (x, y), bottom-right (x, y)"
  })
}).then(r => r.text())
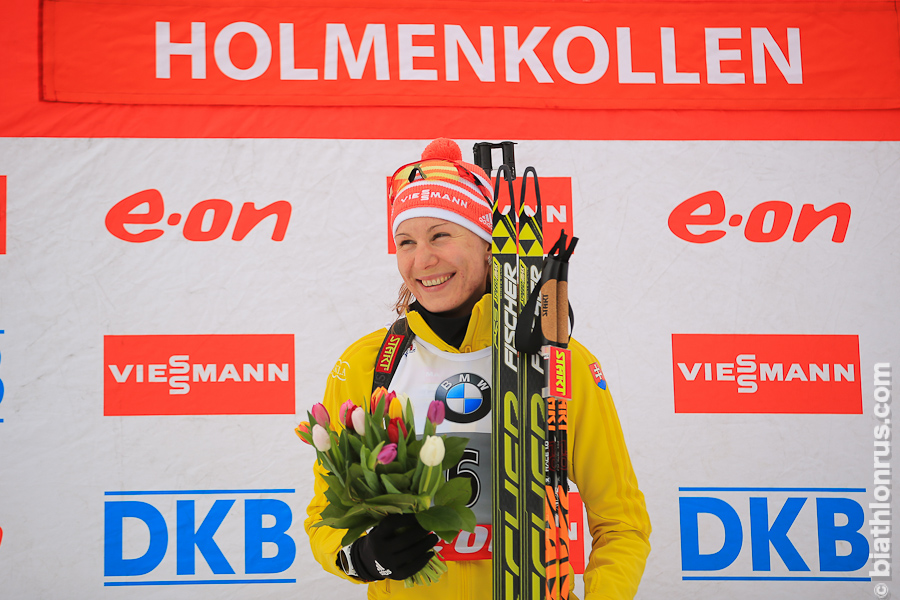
top-left (409, 301), bottom-right (471, 350)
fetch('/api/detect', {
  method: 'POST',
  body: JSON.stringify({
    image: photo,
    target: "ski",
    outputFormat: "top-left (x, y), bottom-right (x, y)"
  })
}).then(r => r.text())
top-left (517, 167), bottom-right (547, 600)
top-left (484, 141), bottom-right (577, 600)
top-left (491, 164), bottom-right (522, 600)
top-left (516, 229), bottom-right (578, 600)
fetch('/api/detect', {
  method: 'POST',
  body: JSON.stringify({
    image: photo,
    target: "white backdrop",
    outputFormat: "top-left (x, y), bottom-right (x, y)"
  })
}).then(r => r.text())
top-left (0, 138), bottom-right (897, 598)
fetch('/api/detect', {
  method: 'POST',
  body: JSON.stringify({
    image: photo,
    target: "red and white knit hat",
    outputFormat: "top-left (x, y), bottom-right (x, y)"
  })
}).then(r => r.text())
top-left (389, 138), bottom-right (493, 243)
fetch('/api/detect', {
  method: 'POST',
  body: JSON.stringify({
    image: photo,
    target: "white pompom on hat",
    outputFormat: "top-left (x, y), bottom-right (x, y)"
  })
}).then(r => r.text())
top-left (390, 138), bottom-right (493, 243)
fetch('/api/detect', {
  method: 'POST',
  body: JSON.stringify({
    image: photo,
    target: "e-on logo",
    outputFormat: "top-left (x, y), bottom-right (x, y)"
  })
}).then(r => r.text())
top-left (436, 373), bottom-right (490, 424)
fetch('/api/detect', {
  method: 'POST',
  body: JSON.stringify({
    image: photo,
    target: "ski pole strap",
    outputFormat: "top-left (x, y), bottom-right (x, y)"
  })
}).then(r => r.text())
top-left (515, 231), bottom-right (578, 354)
top-left (371, 317), bottom-right (415, 393)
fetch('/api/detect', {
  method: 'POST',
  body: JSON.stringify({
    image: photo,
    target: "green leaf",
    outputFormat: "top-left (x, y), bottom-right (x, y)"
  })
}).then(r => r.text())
top-left (415, 505), bottom-right (462, 534)
top-left (406, 438), bottom-right (422, 461)
top-left (367, 493), bottom-right (420, 511)
top-left (320, 501), bottom-right (348, 521)
top-left (347, 464), bottom-right (376, 500)
top-left (323, 487), bottom-right (344, 508)
top-left (434, 476), bottom-right (472, 507)
top-left (316, 511), bottom-right (373, 530)
top-left (362, 465), bottom-right (382, 495)
top-left (374, 395), bottom-right (386, 423)
top-left (376, 461), bottom-right (405, 475)
top-left (382, 472), bottom-right (411, 493)
top-left (433, 529), bottom-right (461, 543)
top-left (380, 474), bottom-right (402, 494)
top-left (328, 430), bottom-right (344, 466)
top-left (367, 441), bottom-right (385, 471)
top-left (410, 456), bottom-right (424, 490)
top-left (347, 463), bottom-right (365, 487)
top-left (451, 505), bottom-right (477, 533)
top-left (364, 413), bottom-right (380, 448)
top-left (440, 436), bottom-right (469, 470)
top-left (348, 480), bottom-right (369, 501)
top-left (346, 432), bottom-right (363, 461)
top-left (360, 503), bottom-right (404, 517)
top-left (403, 399), bottom-right (415, 434)
top-left (397, 428), bottom-right (407, 466)
top-left (341, 522), bottom-right (376, 547)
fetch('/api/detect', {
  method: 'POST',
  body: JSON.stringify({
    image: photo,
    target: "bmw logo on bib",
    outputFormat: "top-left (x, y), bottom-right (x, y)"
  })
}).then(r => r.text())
top-left (436, 373), bottom-right (491, 424)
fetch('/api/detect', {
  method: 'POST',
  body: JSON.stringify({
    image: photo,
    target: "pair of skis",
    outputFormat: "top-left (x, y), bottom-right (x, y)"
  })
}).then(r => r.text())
top-left (490, 163), bottom-right (577, 600)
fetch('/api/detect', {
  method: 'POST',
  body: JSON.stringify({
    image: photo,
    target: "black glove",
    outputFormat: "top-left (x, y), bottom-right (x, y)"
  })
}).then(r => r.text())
top-left (350, 513), bottom-right (439, 581)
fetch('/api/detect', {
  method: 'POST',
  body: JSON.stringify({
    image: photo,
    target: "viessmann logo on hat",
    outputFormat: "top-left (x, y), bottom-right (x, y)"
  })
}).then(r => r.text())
top-left (104, 334), bottom-right (294, 416)
top-left (672, 333), bottom-right (862, 414)
top-left (385, 177), bottom-right (573, 254)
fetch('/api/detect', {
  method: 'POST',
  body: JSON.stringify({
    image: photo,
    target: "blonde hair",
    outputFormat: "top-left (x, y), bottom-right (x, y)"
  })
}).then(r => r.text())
top-left (393, 283), bottom-right (415, 316)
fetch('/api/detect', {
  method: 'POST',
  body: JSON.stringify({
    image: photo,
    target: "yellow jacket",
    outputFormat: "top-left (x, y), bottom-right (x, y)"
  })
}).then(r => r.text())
top-left (304, 294), bottom-right (651, 599)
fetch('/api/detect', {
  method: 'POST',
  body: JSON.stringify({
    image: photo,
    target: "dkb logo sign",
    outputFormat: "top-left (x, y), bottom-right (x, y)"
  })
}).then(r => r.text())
top-left (679, 487), bottom-right (870, 582)
top-left (104, 489), bottom-right (297, 586)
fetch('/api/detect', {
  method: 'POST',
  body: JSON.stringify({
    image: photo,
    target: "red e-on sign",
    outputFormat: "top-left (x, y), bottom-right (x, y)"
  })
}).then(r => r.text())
top-left (104, 334), bottom-right (295, 416)
top-left (668, 191), bottom-right (850, 244)
top-left (672, 333), bottom-right (862, 414)
top-left (106, 189), bottom-right (292, 243)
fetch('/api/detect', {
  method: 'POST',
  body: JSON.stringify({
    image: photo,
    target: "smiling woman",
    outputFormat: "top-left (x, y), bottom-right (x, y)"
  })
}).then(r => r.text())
top-left (394, 219), bottom-right (490, 318)
top-left (303, 138), bottom-right (651, 600)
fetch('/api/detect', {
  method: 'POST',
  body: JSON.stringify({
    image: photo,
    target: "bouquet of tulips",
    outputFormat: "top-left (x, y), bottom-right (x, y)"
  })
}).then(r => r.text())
top-left (296, 387), bottom-right (476, 587)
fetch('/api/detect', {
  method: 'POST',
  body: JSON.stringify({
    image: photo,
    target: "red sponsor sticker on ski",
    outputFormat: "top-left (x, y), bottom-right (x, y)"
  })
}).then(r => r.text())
top-left (437, 493), bottom-right (586, 574)
top-left (547, 346), bottom-right (572, 400)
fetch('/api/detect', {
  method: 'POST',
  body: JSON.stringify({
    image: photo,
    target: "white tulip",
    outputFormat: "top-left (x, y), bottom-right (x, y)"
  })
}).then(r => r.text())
top-left (420, 435), bottom-right (445, 467)
top-left (351, 407), bottom-right (365, 435)
top-left (312, 424), bottom-right (331, 452)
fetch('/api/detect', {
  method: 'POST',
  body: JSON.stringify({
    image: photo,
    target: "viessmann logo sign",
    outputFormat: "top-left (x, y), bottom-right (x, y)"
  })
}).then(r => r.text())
top-left (104, 334), bottom-right (294, 416)
top-left (672, 334), bottom-right (862, 414)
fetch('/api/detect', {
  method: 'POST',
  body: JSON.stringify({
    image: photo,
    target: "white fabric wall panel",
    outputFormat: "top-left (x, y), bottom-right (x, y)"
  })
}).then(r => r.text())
top-left (0, 139), bottom-right (895, 598)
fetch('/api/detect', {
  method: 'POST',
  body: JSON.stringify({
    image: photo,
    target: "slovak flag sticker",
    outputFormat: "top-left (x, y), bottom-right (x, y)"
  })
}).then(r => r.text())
top-left (590, 362), bottom-right (607, 390)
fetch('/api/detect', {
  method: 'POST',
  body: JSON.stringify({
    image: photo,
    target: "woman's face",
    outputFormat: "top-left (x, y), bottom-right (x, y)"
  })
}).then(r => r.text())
top-left (395, 217), bottom-right (491, 317)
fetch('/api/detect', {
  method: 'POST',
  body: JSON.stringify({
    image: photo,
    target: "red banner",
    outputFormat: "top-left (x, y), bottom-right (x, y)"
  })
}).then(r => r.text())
top-left (672, 333), bottom-right (862, 414)
top-left (42, 0), bottom-right (900, 110)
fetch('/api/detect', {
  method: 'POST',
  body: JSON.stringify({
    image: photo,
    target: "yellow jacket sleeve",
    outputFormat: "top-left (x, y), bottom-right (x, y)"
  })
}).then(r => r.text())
top-left (303, 328), bottom-right (385, 583)
top-left (568, 340), bottom-right (652, 600)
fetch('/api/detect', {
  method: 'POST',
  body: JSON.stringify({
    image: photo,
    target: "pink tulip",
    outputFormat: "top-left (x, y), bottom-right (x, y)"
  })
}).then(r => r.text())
top-left (311, 403), bottom-right (330, 426)
top-left (339, 399), bottom-right (356, 428)
top-left (377, 443), bottom-right (398, 465)
top-left (427, 401), bottom-right (445, 425)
